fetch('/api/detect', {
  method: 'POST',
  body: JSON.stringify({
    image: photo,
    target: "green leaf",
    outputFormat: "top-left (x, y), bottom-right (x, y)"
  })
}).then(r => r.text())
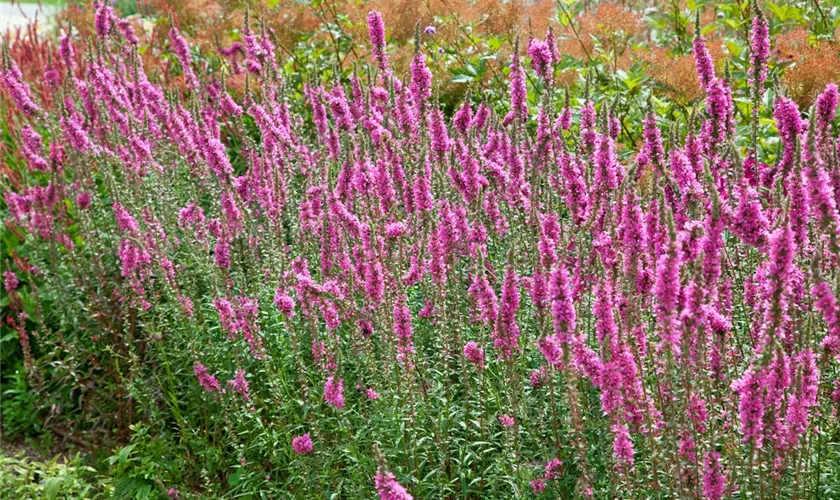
top-left (725, 41), bottom-right (744, 58)
top-left (450, 74), bottom-right (474, 84)
top-left (487, 37), bottom-right (504, 52)
top-left (766, 2), bottom-right (784, 19)
top-left (110, 444), bottom-right (136, 466)
top-left (722, 18), bottom-right (742, 30)
top-left (44, 477), bottom-right (62, 499)
top-left (765, 2), bottom-right (800, 22)
top-left (113, 477), bottom-right (150, 499)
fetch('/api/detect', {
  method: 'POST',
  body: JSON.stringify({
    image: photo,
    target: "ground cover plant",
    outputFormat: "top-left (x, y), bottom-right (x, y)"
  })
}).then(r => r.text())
top-left (2, 0), bottom-right (840, 498)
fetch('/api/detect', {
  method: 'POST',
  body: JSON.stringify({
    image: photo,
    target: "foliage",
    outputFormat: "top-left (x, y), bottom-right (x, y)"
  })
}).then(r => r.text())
top-left (1, 0), bottom-right (840, 498)
top-left (0, 451), bottom-right (111, 499)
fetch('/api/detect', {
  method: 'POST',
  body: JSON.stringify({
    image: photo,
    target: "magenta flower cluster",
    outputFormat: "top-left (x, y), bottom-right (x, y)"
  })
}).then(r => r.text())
top-left (292, 433), bottom-right (314, 455)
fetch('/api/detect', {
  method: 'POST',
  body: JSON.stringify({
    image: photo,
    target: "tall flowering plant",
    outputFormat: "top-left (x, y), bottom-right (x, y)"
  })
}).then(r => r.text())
top-left (1, 6), bottom-right (839, 499)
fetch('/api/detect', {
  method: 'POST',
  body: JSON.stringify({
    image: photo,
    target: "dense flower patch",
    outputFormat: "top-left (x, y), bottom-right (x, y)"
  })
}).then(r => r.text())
top-left (2, 1), bottom-right (840, 498)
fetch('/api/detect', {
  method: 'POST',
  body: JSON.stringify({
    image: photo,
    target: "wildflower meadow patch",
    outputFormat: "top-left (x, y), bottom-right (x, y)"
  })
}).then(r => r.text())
top-left (2, 1), bottom-right (840, 498)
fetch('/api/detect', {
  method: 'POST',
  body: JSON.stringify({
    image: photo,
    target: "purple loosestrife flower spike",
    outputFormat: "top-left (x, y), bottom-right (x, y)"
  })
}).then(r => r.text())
top-left (732, 366), bottom-right (765, 446)
top-left (20, 126), bottom-right (49, 172)
top-left (642, 110), bottom-right (665, 172)
top-left (773, 96), bottom-right (805, 181)
top-left (802, 117), bottom-right (840, 240)
top-left (228, 369), bottom-right (250, 400)
top-left (692, 10), bottom-right (715, 89)
top-left (538, 335), bottom-right (562, 367)
top-left (367, 11), bottom-right (388, 70)
top-left (194, 363), bottom-right (222, 393)
top-left (812, 280), bottom-right (840, 358)
top-left (324, 375), bottom-right (345, 409)
top-left (453, 102), bottom-right (474, 136)
top-left (730, 181), bottom-right (769, 249)
top-left (113, 203), bottom-right (139, 233)
top-left (94, 1), bottom-right (115, 38)
top-left (748, 0), bottom-right (769, 154)
top-left (117, 19), bottom-right (139, 45)
top-left (469, 269), bottom-right (498, 327)
top-left (528, 38), bottom-right (553, 85)
top-left (393, 295), bottom-right (415, 366)
top-left (409, 50), bottom-right (432, 114)
top-left (464, 341), bottom-right (485, 370)
top-left (703, 452), bottom-right (726, 500)
top-left (508, 37), bottom-right (528, 122)
top-left (654, 235), bottom-right (681, 356)
top-left (748, 2), bottom-right (770, 99)
top-left (76, 192), bottom-right (92, 210)
top-left (580, 98), bottom-right (598, 154)
top-left (429, 108), bottom-right (451, 159)
top-left (214, 240), bottom-right (231, 269)
top-left (292, 434), bottom-right (313, 455)
top-left (705, 78), bottom-right (734, 149)
top-left (549, 263), bottom-right (576, 342)
top-left (494, 263), bottom-right (521, 359)
top-left (595, 130), bottom-right (620, 192)
top-left (545, 27), bottom-right (559, 63)
top-left (612, 423), bottom-right (635, 469)
top-left (757, 220), bottom-right (794, 349)
top-left (59, 31), bottom-right (75, 70)
top-left (1, 61), bottom-right (41, 117)
top-left (498, 414), bottom-right (515, 427)
top-left (593, 278), bottom-right (618, 351)
top-left (559, 86), bottom-right (573, 130)
top-left (374, 471), bottom-right (413, 500)
top-left (169, 25), bottom-right (199, 90)
top-left (815, 83), bottom-right (838, 149)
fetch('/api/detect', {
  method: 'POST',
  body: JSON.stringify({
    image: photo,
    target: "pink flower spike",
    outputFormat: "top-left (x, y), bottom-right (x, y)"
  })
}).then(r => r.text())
top-left (292, 433), bottom-right (313, 455)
